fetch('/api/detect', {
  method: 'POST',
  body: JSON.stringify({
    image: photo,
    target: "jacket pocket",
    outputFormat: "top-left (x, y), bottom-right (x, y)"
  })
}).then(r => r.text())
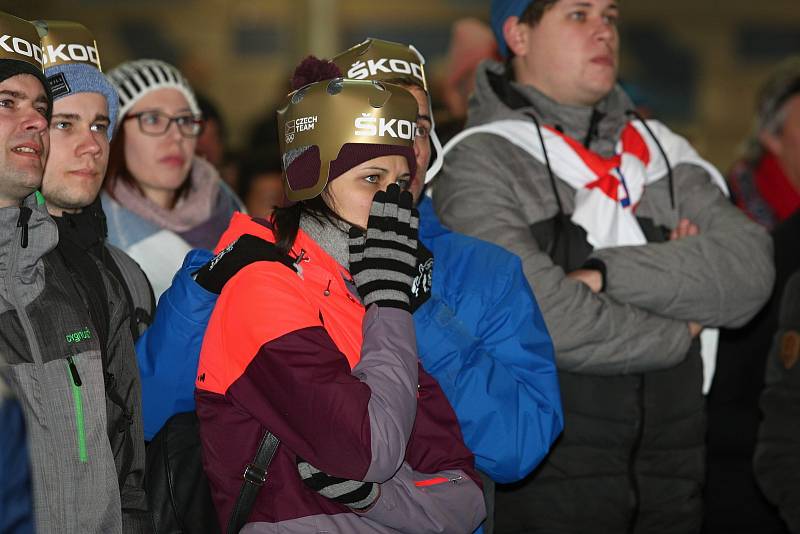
top-left (66, 356), bottom-right (88, 463)
top-left (4, 351), bottom-right (123, 533)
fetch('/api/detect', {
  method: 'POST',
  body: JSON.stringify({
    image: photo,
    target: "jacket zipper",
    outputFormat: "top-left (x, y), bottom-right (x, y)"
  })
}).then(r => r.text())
top-left (67, 356), bottom-right (88, 463)
top-left (627, 376), bottom-right (644, 533)
top-left (414, 474), bottom-right (464, 488)
top-left (7, 207), bottom-right (45, 363)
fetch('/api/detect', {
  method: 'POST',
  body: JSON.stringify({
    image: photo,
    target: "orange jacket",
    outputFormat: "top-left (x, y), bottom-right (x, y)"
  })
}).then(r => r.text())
top-left (195, 213), bottom-right (484, 533)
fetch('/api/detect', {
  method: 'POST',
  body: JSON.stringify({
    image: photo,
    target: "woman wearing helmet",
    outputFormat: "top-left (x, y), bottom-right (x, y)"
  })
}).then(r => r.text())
top-left (194, 58), bottom-right (485, 533)
top-left (333, 39), bottom-right (563, 534)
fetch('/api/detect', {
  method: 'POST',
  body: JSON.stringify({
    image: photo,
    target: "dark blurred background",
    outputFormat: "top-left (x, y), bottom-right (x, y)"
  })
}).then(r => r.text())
top-left (6, 0), bottom-right (800, 171)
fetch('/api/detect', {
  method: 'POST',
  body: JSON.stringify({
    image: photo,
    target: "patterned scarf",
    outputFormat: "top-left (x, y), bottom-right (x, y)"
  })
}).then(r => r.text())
top-left (109, 157), bottom-right (220, 235)
top-left (443, 119), bottom-right (728, 248)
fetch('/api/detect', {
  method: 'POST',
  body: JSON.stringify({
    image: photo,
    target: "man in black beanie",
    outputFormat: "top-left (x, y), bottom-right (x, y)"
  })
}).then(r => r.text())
top-left (0, 13), bottom-right (50, 205)
top-left (0, 10), bottom-right (152, 533)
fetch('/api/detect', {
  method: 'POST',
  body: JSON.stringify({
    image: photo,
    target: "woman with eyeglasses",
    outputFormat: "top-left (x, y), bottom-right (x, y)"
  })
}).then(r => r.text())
top-left (102, 59), bottom-right (243, 300)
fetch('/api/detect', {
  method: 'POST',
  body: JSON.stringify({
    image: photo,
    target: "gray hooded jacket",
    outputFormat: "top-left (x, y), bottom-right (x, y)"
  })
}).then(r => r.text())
top-left (0, 194), bottom-right (150, 533)
top-left (433, 60), bottom-right (774, 533)
top-left (434, 60), bottom-right (773, 374)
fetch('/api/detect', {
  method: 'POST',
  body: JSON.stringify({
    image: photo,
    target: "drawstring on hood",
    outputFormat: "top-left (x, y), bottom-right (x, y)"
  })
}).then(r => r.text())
top-left (626, 109), bottom-right (676, 209)
top-left (17, 206), bottom-right (31, 248)
top-left (485, 60), bottom-right (679, 215)
top-left (583, 108), bottom-right (606, 148)
top-left (525, 111), bottom-right (565, 216)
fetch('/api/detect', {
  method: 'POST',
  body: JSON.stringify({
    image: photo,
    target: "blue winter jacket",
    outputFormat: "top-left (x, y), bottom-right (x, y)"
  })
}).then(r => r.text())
top-left (136, 249), bottom-right (216, 441)
top-left (136, 198), bottom-right (563, 482)
top-left (0, 383), bottom-right (34, 534)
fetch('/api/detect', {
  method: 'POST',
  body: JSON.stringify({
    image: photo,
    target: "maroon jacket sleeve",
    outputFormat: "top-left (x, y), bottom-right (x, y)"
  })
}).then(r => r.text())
top-left (219, 266), bottom-right (418, 482)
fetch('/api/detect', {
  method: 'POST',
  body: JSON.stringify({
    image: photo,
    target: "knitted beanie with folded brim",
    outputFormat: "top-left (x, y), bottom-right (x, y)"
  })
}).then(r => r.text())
top-left (106, 58), bottom-right (199, 125)
top-left (44, 62), bottom-right (119, 141)
top-left (0, 60), bottom-right (52, 117)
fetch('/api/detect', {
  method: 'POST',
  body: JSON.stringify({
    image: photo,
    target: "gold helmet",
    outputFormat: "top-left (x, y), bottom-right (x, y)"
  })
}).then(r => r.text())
top-left (332, 38), bottom-right (443, 184)
top-left (277, 77), bottom-right (418, 202)
top-left (37, 20), bottom-right (101, 71)
top-left (0, 11), bottom-right (47, 89)
top-left (332, 38), bottom-right (427, 91)
top-left (34, 21), bottom-right (119, 137)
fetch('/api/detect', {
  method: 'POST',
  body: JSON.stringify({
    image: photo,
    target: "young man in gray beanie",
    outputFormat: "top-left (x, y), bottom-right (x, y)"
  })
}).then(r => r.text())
top-left (36, 20), bottom-right (154, 532)
top-left (38, 21), bottom-right (154, 340)
top-left (433, 0), bottom-right (775, 532)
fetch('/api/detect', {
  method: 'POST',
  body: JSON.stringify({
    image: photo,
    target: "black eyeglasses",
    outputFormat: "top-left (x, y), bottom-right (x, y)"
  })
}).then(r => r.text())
top-left (125, 110), bottom-right (205, 138)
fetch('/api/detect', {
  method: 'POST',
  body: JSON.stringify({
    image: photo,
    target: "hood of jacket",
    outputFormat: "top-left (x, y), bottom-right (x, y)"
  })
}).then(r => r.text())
top-left (468, 60), bottom-right (636, 157)
top-left (418, 196), bottom-right (449, 241)
top-left (214, 212), bottom-right (349, 281)
top-left (52, 198), bottom-right (107, 255)
top-left (0, 193), bottom-right (58, 294)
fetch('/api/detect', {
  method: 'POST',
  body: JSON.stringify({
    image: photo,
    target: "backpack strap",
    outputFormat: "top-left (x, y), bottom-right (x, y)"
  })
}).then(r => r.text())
top-left (194, 231), bottom-right (291, 531)
top-left (102, 244), bottom-right (155, 340)
top-left (227, 430), bottom-right (281, 534)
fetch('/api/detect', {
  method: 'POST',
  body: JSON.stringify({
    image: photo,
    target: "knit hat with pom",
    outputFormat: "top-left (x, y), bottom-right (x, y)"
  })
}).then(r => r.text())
top-left (278, 56), bottom-right (417, 202)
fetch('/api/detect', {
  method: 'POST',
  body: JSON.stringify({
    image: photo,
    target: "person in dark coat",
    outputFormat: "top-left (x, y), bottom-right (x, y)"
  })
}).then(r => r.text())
top-left (754, 236), bottom-right (800, 533)
top-left (705, 57), bottom-right (800, 534)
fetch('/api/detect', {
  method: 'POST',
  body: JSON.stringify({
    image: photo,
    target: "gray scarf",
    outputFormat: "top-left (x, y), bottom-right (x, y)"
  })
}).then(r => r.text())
top-left (299, 212), bottom-right (351, 269)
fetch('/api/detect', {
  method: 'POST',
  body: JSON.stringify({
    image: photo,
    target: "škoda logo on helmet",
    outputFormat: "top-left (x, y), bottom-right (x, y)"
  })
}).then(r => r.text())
top-left (347, 59), bottom-right (424, 84)
top-left (0, 35), bottom-right (43, 63)
top-left (42, 43), bottom-right (99, 66)
top-left (354, 114), bottom-right (414, 140)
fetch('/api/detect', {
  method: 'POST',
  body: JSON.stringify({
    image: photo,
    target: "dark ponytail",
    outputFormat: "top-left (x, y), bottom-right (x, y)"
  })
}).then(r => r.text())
top-left (271, 203), bottom-right (302, 255)
top-left (270, 194), bottom-right (346, 256)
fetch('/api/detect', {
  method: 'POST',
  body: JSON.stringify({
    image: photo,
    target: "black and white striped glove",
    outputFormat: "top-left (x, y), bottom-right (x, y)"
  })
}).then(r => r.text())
top-left (297, 458), bottom-right (380, 512)
top-left (348, 183), bottom-right (419, 312)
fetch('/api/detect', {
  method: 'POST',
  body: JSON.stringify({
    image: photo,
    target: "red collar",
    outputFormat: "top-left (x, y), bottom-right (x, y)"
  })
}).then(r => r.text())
top-left (755, 152), bottom-right (800, 222)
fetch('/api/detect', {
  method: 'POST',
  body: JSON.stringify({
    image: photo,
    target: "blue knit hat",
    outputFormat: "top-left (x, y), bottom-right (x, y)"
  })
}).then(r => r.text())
top-left (491, 0), bottom-right (536, 58)
top-left (35, 20), bottom-right (118, 140)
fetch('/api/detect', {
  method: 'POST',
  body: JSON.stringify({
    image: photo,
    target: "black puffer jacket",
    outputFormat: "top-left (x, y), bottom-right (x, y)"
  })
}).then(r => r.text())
top-left (506, 209), bottom-right (706, 534)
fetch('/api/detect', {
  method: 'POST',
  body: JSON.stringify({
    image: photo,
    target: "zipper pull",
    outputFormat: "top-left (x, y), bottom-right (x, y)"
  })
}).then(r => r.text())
top-left (414, 474), bottom-right (464, 488)
top-left (17, 206), bottom-right (31, 249)
top-left (67, 356), bottom-right (83, 387)
top-left (293, 249), bottom-right (307, 278)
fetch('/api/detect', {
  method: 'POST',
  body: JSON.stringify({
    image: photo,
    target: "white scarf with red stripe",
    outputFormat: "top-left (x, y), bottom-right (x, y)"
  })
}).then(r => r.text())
top-left (442, 119), bottom-right (729, 393)
top-left (442, 119), bottom-right (728, 248)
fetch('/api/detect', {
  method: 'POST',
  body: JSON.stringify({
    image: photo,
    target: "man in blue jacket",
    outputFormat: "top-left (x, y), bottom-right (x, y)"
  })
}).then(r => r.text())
top-left (136, 40), bottom-right (563, 534)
